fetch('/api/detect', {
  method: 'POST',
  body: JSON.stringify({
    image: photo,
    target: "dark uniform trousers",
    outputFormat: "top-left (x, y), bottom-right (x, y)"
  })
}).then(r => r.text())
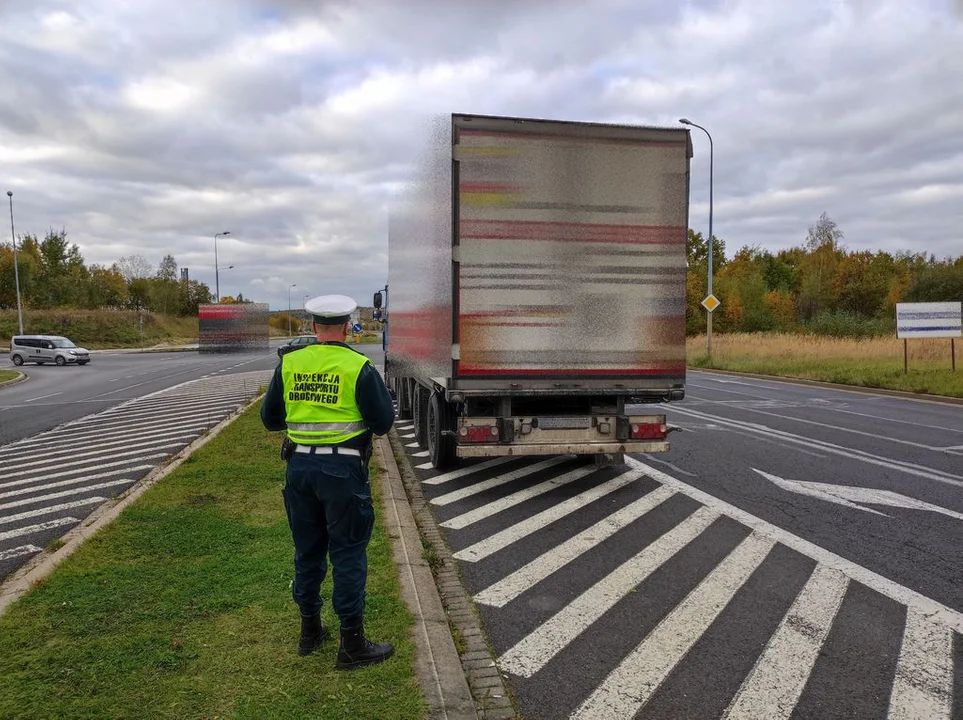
top-left (282, 449), bottom-right (374, 627)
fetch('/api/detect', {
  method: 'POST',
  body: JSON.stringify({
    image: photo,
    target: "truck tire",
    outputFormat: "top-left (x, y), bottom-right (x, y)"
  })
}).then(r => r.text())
top-left (413, 386), bottom-right (429, 448)
top-left (427, 392), bottom-right (456, 470)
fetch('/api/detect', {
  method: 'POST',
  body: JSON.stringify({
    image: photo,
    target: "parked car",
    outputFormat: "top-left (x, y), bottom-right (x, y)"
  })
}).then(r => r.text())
top-left (277, 335), bottom-right (318, 358)
top-left (9, 335), bottom-right (91, 366)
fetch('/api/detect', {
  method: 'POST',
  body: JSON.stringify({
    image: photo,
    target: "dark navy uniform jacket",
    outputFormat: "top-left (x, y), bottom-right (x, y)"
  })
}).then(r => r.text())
top-left (260, 342), bottom-right (395, 449)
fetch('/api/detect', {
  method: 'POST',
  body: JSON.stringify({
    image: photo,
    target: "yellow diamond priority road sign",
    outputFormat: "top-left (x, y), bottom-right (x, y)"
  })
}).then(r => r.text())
top-left (702, 294), bottom-right (720, 312)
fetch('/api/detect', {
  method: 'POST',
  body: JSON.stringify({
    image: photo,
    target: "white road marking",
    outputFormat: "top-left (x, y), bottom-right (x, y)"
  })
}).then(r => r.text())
top-left (474, 486), bottom-right (676, 608)
top-left (626, 457), bottom-right (963, 635)
top-left (405, 442), bottom-right (420, 448)
top-left (412, 451), bottom-right (430, 458)
top-left (755, 469), bottom-right (963, 522)
top-left (1, 443), bottom-right (186, 477)
top-left (572, 534), bottom-right (776, 719)
top-left (668, 406), bottom-right (963, 489)
top-left (723, 565), bottom-right (850, 719)
top-left (1, 459), bottom-right (163, 492)
top-left (5, 417), bottom-right (216, 450)
top-left (0, 465), bottom-right (156, 499)
top-left (441, 465), bottom-right (598, 531)
top-left (415, 462), bottom-right (434, 470)
top-left (0, 498), bottom-right (106, 526)
top-left (497, 505), bottom-right (718, 677)
top-left (431, 457), bottom-right (568, 507)
top-left (887, 608), bottom-right (954, 720)
top-left (0, 430), bottom-right (196, 472)
top-left (0, 426), bottom-right (201, 464)
top-left (422, 457), bottom-right (516, 486)
top-left (402, 433), bottom-right (416, 439)
top-left (0, 478), bottom-right (136, 512)
top-left (695, 397), bottom-right (957, 453)
top-left (84, 399), bottom-right (245, 429)
top-left (0, 516), bottom-right (80, 542)
top-left (0, 545), bottom-right (42, 561)
top-left (454, 468), bottom-right (643, 562)
top-left (24, 392), bottom-right (63, 403)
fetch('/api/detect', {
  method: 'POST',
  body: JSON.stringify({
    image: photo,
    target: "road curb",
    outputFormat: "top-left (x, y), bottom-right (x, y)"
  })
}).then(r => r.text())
top-left (386, 431), bottom-right (519, 720)
top-left (0, 390), bottom-right (264, 617)
top-left (0, 372), bottom-right (28, 390)
top-left (690, 367), bottom-right (963, 406)
top-left (376, 434), bottom-right (480, 720)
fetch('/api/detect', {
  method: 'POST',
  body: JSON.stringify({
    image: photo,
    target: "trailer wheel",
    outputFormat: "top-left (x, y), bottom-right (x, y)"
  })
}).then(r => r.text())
top-left (413, 386), bottom-right (429, 448)
top-left (427, 392), bottom-right (457, 470)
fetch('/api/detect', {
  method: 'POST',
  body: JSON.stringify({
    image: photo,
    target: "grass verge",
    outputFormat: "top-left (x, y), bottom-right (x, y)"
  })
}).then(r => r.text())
top-left (688, 333), bottom-right (963, 398)
top-left (0, 370), bottom-right (20, 384)
top-left (0, 404), bottom-right (426, 720)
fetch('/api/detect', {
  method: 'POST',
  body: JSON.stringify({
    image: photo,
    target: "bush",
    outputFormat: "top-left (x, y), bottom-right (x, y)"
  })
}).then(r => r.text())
top-left (804, 310), bottom-right (894, 338)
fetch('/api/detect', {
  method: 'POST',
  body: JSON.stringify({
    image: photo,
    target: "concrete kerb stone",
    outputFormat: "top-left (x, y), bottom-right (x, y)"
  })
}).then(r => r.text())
top-left (376, 433), bottom-right (479, 720)
top-left (387, 430), bottom-right (519, 720)
top-left (0, 371), bottom-right (28, 390)
top-left (0, 388), bottom-right (266, 617)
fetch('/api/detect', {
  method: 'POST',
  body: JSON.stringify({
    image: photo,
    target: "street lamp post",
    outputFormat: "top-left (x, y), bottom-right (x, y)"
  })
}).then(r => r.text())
top-left (679, 118), bottom-right (714, 356)
top-left (288, 284), bottom-right (297, 336)
top-left (6, 191), bottom-right (24, 335)
top-left (214, 231), bottom-right (230, 302)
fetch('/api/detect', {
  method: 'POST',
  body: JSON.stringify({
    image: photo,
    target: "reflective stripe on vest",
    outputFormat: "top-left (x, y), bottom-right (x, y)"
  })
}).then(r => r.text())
top-left (281, 344), bottom-right (370, 445)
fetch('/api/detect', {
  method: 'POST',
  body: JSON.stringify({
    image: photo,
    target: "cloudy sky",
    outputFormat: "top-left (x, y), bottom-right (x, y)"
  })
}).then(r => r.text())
top-left (1, 0), bottom-right (961, 310)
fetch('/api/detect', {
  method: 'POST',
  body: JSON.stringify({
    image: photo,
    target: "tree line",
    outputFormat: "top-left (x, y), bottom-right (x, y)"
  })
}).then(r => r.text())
top-left (0, 228), bottom-right (229, 316)
top-left (686, 213), bottom-right (963, 337)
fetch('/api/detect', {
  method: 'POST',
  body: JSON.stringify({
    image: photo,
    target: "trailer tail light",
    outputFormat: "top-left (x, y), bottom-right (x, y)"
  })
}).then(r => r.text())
top-left (630, 423), bottom-right (667, 440)
top-left (459, 425), bottom-right (499, 443)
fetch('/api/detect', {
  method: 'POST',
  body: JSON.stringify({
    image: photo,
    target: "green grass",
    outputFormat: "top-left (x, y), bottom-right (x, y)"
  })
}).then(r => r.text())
top-left (688, 333), bottom-right (963, 397)
top-left (0, 309), bottom-right (198, 350)
top-left (0, 370), bottom-right (20, 383)
top-left (0, 405), bottom-right (427, 720)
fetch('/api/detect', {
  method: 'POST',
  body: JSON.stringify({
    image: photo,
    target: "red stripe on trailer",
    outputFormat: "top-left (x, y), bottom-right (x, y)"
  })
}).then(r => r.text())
top-left (460, 219), bottom-right (685, 245)
top-left (456, 365), bottom-right (686, 377)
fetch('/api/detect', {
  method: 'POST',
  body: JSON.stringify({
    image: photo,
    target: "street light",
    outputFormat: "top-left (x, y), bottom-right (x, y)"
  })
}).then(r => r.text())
top-left (679, 118), bottom-right (714, 356)
top-left (214, 231), bottom-right (230, 302)
top-left (6, 191), bottom-right (24, 335)
top-left (288, 283), bottom-right (297, 336)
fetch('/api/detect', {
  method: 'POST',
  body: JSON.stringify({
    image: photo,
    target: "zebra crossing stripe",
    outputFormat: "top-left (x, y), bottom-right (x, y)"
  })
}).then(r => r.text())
top-left (421, 457), bottom-right (516, 486)
top-left (0, 498), bottom-right (107, 526)
top-left (571, 534), bottom-right (777, 719)
top-left (0, 465), bottom-right (156, 500)
top-left (474, 485), bottom-right (676, 608)
top-left (431, 457), bottom-right (568, 507)
top-left (1, 459), bottom-right (164, 493)
top-left (453, 468), bottom-right (643, 562)
top-left (886, 608), bottom-right (954, 720)
top-left (723, 564), bottom-right (850, 719)
top-left (0, 435), bottom-right (198, 474)
top-left (0, 545), bottom-right (42, 562)
top-left (405, 442), bottom-right (420, 448)
top-left (625, 458), bottom-right (963, 635)
top-left (401, 433), bottom-right (416, 439)
top-left (441, 465), bottom-right (598, 530)
top-left (0, 479), bottom-right (135, 512)
top-left (497, 505), bottom-right (719, 677)
top-left (0, 517), bottom-right (80, 542)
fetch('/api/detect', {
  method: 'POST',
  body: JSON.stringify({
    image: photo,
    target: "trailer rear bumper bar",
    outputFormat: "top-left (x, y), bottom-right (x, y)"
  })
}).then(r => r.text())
top-left (456, 441), bottom-right (669, 457)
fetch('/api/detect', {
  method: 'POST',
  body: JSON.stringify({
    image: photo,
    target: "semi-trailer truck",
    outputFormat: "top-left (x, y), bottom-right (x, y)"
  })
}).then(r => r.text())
top-left (378, 113), bottom-right (690, 470)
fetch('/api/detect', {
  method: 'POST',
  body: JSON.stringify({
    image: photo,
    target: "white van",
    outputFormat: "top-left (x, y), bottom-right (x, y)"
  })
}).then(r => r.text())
top-left (9, 335), bottom-right (91, 366)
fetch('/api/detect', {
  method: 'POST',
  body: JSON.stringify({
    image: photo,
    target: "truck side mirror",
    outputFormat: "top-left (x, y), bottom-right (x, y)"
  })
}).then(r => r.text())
top-left (373, 291), bottom-right (383, 309)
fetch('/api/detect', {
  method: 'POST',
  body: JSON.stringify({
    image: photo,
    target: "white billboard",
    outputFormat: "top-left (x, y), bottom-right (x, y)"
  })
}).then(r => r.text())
top-left (896, 302), bottom-right (962, 339)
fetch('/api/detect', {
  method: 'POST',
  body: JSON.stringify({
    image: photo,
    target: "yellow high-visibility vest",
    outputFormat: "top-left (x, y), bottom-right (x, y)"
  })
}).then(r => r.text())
top-left (281, 344), bottom-right (369, 445)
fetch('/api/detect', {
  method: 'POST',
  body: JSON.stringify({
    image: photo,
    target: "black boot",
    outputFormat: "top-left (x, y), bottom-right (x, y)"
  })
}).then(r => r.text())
top-left (336, 622), bottom-right (394, 669)
top-left (298, 612), bottom-right (329, 656)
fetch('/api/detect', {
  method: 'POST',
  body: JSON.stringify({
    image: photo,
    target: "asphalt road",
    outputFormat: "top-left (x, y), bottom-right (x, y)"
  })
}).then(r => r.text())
top-left (0, 341), bottom-right (385, 581)
top-left (396, 371), bottom-right (963, 719)
top-left (0, 342), bottom-right (386, 447)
